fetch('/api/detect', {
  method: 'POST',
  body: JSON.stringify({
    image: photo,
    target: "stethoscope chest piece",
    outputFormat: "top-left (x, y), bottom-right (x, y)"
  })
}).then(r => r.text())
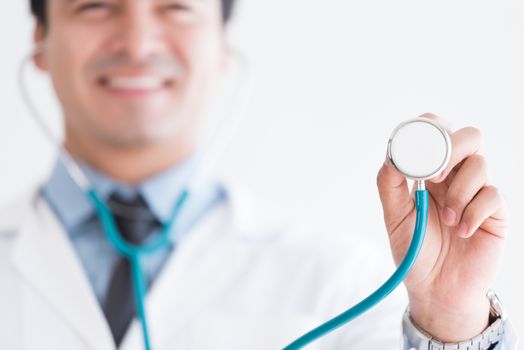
top-left (387, 117), bottom-right (452, 181)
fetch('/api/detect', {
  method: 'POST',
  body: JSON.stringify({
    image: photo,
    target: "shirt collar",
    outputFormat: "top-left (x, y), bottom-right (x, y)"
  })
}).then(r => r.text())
top-left (42, 155), bottom-right (199, 231)
top-left (139, 156), bottom-right (199, 223)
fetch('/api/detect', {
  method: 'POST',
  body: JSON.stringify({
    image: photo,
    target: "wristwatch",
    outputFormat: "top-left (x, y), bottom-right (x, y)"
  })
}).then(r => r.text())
top-left (403, 290), bottom-right (506, 350)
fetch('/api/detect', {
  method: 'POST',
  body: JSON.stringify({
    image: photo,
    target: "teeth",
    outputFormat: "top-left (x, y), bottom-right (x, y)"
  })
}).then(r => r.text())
top-left (106, 76), bottom-right (166, 90)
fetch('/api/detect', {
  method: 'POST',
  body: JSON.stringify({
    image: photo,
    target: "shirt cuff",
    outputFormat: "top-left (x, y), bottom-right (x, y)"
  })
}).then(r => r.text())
top-left (401, 307), bottom-right (519, 350)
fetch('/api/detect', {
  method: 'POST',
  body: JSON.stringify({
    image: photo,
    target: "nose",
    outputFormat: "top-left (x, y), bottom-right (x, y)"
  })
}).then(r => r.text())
top-left (112, 5), bottom-right (164, 62)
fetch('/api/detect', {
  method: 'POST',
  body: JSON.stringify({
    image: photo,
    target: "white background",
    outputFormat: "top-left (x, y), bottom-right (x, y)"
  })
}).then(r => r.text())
top-left (1, 0), bottom-right (524, 344)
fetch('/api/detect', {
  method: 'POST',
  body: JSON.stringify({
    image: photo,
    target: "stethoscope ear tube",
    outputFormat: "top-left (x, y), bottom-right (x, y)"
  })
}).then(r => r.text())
top-left (283, 189), bottom-right (429, 350)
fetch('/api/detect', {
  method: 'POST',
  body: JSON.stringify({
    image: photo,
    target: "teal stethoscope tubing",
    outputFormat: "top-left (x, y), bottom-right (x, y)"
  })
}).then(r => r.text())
top-left (283, 189), bottom-right (429, 350)
top-left (88, 188), bottom-right (190, 350)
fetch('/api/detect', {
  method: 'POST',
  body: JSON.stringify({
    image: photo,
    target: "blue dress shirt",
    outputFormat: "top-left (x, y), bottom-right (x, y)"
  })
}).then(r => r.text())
top-left (42, 156), bottom-right (225, 305)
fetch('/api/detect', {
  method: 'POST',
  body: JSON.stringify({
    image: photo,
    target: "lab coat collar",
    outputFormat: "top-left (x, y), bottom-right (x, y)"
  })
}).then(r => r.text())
top-left (225, 179), bottom-right (288, 240)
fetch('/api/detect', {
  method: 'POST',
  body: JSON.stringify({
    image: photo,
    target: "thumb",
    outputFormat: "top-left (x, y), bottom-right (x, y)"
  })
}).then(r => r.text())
top-left (376, 154), bottom-right (414, 234)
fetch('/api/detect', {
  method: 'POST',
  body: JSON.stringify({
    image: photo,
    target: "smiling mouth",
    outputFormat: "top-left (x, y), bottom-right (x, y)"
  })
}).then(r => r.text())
top-left (99, 75), bottom-right (175, 93)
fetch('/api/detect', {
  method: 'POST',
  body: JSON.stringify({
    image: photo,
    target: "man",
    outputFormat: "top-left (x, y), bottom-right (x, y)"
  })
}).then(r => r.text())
top-left (0, 0), bottom-right (516, 349)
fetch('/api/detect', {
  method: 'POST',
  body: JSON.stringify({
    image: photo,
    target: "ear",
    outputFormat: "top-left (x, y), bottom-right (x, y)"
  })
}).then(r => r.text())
top-left (33, 22), bottom-right (47, 71)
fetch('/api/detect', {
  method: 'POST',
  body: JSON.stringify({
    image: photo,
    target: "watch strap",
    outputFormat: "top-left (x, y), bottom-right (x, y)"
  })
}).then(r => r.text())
top-left (402, 309), bottom-right (505, 350)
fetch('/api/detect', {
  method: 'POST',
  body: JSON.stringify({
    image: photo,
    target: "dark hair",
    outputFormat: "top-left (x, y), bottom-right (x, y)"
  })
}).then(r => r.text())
top-left (30, 0), bottom-right (236, 27)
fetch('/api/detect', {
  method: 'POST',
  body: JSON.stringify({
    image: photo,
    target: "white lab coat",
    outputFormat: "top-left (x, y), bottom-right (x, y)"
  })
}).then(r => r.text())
top-left (0, 181), bottom-right (407, 350)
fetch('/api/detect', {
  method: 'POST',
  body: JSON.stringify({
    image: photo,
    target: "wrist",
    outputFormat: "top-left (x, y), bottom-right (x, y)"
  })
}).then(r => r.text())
top-left (408, 294), bottom-right (491, 342)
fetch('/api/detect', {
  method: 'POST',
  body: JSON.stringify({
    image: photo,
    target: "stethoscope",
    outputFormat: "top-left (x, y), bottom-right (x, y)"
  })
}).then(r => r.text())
top-left (19, 44), bottom-right (452, 350)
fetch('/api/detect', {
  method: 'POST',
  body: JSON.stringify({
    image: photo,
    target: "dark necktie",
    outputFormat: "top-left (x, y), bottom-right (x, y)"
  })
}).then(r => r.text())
top-left (103, 192), bottom-right (161, 346)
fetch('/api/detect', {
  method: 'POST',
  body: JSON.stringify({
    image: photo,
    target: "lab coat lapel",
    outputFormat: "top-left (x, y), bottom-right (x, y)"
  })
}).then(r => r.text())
top-left (11, 195), bottom-right (115, 350)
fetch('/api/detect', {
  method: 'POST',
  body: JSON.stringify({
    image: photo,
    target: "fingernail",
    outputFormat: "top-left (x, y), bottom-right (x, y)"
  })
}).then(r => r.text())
top-left (457, 222), bottom-right (469, 238)
top-left (443, 207), bottom-right (456, 225)
top-left (384, 156), bottom-right (392, 167)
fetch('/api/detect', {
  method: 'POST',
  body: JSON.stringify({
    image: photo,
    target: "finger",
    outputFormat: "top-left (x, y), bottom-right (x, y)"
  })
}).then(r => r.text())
top-left (424, 165), bottom-right (459, 208)
top-left (431, 126), bottom-right (483, 184)
top-left (417, 112), bottom-right (453, 134)
top-left (442, 154), bottom-right (489, 226)
top-left (458, 185), bottom-right (508, 239)
top-left (377, 154), bottom-right (414, 234)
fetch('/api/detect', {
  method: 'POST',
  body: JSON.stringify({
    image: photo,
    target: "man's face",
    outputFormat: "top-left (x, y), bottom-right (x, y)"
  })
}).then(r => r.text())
top-left (36, 0), bottom-right (227, 147)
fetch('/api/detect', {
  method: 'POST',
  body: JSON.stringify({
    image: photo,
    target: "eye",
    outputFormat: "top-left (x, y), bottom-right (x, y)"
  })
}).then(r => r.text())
top-left (163, 1), bottom-right (192, 12)
top-left (76, 1), bottom-right (114, 14)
